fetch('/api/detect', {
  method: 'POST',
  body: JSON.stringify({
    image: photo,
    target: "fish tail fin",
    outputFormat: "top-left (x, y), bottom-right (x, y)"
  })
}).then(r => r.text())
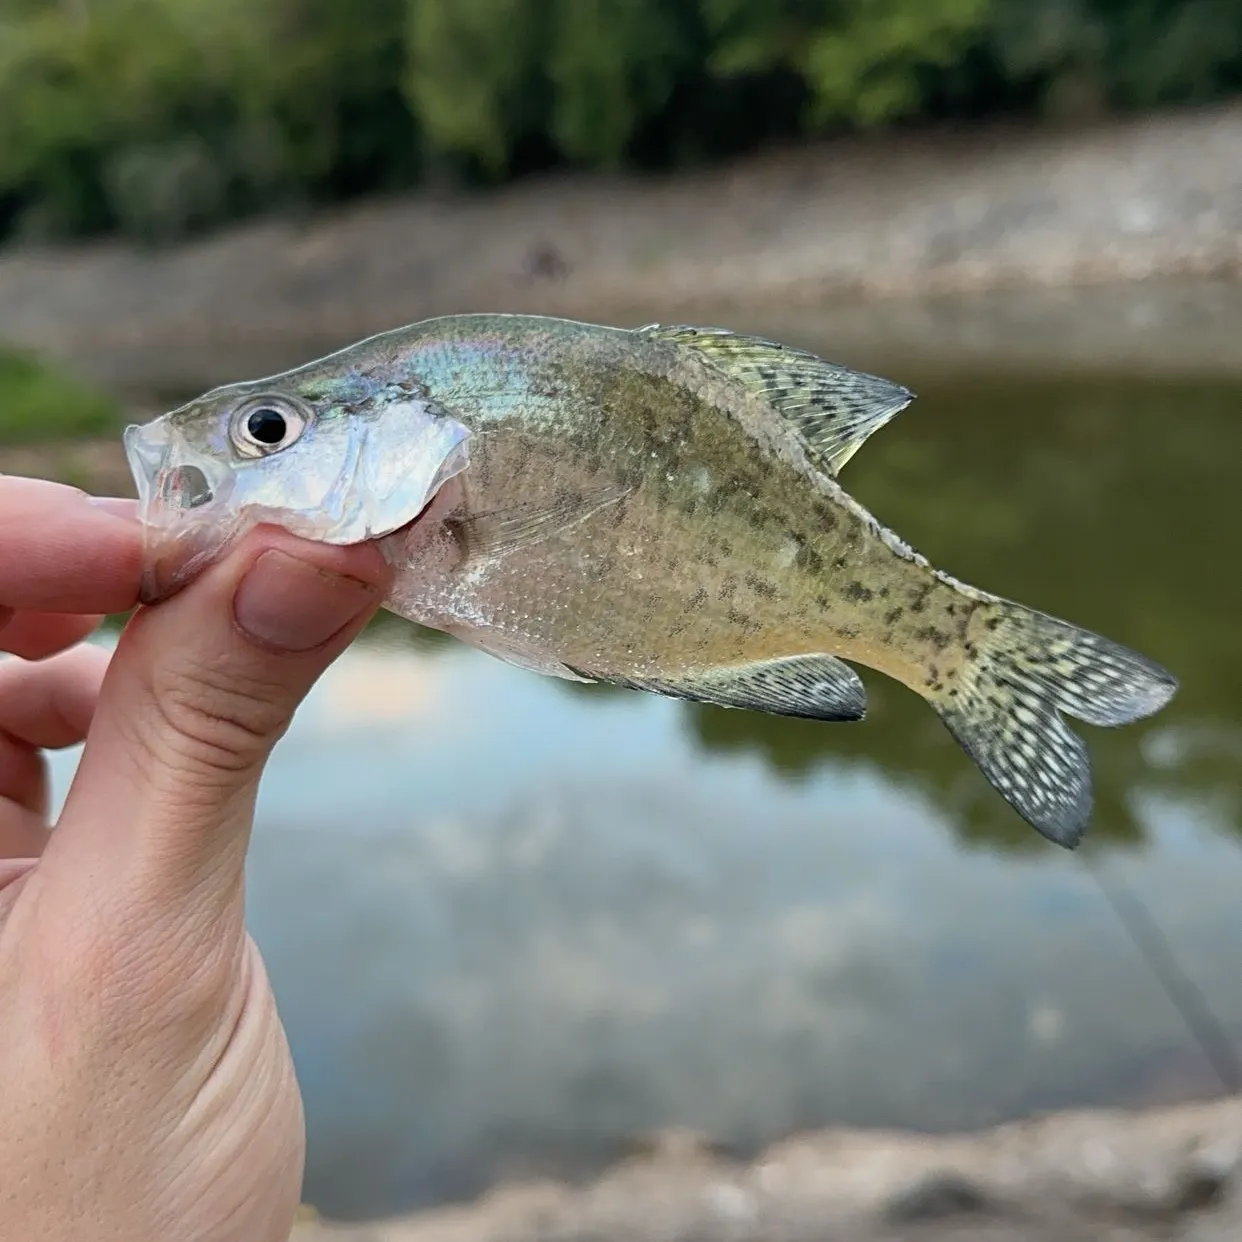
top-left (931, 600), bottom-right (1178, 848)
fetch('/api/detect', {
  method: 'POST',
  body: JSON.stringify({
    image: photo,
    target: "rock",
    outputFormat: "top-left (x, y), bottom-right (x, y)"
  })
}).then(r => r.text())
top-left (884, 1172), bottom-right (995, 1222)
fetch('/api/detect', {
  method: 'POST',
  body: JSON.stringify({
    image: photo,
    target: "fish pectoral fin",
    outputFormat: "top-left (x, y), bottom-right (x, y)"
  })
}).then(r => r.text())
top-left (636, 323), bottom-right (912, 476)
top-left (450, 482), bottom-right (631, 562)
top-left (605, 654), bottom-right (867, 722)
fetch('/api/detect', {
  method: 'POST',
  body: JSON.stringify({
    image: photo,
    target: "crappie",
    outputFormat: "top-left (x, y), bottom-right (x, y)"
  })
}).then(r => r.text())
top-left (124, 313), bottom-right (1177, 847)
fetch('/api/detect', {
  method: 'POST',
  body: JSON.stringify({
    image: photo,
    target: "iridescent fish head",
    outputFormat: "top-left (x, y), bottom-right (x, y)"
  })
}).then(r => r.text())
top-left (124, 369), bottom-right (471, 603)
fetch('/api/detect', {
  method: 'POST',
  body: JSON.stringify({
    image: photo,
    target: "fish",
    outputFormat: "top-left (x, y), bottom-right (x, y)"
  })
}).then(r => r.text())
top-left (123, 313), bottom-right (1178, 848)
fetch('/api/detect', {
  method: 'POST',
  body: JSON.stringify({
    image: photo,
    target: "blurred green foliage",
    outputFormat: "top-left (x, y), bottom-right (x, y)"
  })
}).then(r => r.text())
top-left (2, 0), bottom-right (1241, 242)
top-left (703, 0), bottom-right (991, 125)
top-left (0, 343), bottom-right (124, 440)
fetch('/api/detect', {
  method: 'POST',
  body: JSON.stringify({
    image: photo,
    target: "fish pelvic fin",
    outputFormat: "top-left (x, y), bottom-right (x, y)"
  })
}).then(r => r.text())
top-left (933, 602), bottom-right (1178, 849)
top-left (635, 323), bottom-right (912, 475)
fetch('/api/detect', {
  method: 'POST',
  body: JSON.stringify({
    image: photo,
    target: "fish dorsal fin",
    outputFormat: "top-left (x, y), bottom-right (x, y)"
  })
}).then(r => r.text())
top-left (636, 323), bottom-right (913, 475)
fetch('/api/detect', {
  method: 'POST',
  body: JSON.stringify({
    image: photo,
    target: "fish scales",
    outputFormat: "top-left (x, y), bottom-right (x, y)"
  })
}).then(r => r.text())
top-left (122, 312), bottom-right (1178, 848)
top-left (377, 316), bottom-right (951, 686)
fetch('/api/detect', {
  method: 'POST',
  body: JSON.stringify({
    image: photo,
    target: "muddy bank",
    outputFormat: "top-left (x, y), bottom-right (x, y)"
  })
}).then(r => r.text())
top-left (2, 105), bottom-right (1242, 398)
top-left (292, 1096), bottom-right (1242, 1242)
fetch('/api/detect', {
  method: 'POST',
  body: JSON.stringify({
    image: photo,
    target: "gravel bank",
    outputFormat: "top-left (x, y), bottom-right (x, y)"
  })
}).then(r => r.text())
top-left (2, 105), bottom-right (1242, 396)
top-left (292, 1097), bottom-right (1242, 1242)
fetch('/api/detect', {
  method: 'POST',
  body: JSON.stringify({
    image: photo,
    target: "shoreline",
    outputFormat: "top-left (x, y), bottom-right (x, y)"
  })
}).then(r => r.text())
top-left (293, 1096), bottom-right (1242, 1241)
top-left (1, 105), bottom-right (1241, 398)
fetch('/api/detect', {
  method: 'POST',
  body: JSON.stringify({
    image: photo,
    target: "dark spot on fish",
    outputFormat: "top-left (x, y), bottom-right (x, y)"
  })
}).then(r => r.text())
top-left (910, 584), bottom-right (933, 613)
top-left (834, 555), bottom-right (849, 570)
top-left (879, 586), bottom-right (890, 599)
top-left (884, 607), bottom-right (904, 626)
top-left (835, 624), bottom-right (860, 641)
top-left (719, 540), bottom-right (733, 558)
top-left (744, 573), bottom-right (779, 600)
top-left (964, 641), bottom-right (979, 661)
top-left (948, 688), bottom-right (960, 698)
top-left (811, 501), bottom-right (838, 531)
top-left (685, 587), bottom-right (708, 613)
top-left (726, 607), bottom-right (756, 634)
top-left (718, 577), bottom-right (738, 602)
top-left (796, 546), bottom-right (825, 575)
top-left (986, 616), bottom-right (1002, 631)
top-left (816, 594), bottom-right (831, 610)
top-left (511, 439), bottom-right (533, 476)
top-left (844, 581), bottom-right (873, 603)
top-left (915, 625), bottom-right (952, 652)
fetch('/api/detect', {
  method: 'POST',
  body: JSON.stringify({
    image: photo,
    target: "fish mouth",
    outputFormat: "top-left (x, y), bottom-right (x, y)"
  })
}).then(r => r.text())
top-left (124, 421), bottom-right (243, 604)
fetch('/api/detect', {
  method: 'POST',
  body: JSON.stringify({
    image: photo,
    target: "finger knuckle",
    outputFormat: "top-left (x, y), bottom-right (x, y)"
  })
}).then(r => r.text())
top-left (147, 658), bottom-right (292, 776)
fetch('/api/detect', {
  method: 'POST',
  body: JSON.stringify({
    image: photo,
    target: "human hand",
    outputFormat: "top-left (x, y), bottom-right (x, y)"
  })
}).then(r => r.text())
top-left (0, 477), bottom-right (390, 1241)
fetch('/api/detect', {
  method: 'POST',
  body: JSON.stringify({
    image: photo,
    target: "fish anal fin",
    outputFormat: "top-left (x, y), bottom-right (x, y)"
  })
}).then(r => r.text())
top-left (589, 654), bottom-right (867, 722)
top-left (451, 482), bottom-right (630, 562)
top-left (636, 323), bottom-right (912, 475)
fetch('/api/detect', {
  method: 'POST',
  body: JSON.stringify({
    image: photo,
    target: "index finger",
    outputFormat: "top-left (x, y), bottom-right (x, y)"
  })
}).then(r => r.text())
top-left (0, 477), bottom-right (142, 614)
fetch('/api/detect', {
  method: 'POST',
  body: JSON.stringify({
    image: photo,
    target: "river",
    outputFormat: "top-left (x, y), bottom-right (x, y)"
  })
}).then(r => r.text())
top-left (36, 336), bottom-right (1242, 1222)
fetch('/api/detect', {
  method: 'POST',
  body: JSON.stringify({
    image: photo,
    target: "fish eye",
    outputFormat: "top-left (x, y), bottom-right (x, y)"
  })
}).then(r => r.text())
top-left (247, 407), bottom-right (287, 444)
top-left (230, 396), bottom-right (310, 458)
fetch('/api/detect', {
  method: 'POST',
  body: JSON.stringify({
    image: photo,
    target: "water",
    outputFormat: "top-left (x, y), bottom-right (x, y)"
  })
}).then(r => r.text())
top-left (44, 357), bottom-right (1242, 1221)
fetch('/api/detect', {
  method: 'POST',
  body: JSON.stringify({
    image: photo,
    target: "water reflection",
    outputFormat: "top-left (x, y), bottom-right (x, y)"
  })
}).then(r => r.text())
top-left (45, 364), bottom-right (1242, 1221)
top-left (252, 635), bottom-right (1240, 1219)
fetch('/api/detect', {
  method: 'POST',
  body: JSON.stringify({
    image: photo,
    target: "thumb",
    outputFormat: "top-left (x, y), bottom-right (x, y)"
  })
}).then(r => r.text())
top-left (46, 527), bottom-right (390, 921)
